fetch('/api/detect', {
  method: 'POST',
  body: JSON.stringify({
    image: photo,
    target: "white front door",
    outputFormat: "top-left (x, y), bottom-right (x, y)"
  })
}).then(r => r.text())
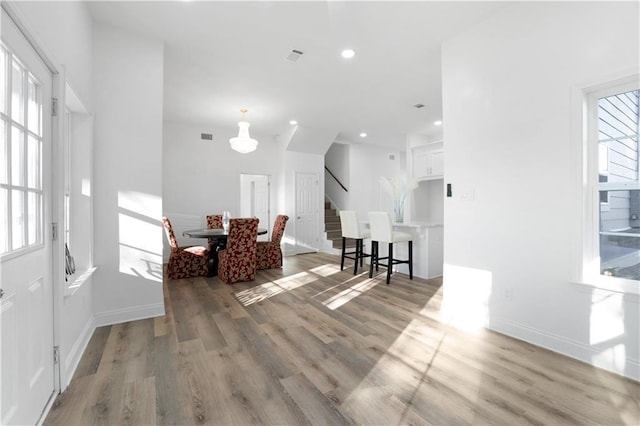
top-left (295, 172), bottom-right (319, 253)
top-left (1, 10), bottom-right (55, 426)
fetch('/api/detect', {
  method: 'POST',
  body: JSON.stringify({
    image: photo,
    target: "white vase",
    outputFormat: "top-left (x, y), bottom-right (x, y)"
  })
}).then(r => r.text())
top-left (222, 211), bottom-right (230, 231)
top-left (393, 200), bottom-right (404, 223)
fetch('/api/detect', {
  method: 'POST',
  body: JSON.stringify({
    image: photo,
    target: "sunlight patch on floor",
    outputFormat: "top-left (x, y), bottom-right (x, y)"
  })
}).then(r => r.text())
top-left (347, 317), bottom-right (484, 413)
top-left (322, 279), bottom-right (378, 310)
top-left (309, 263), bottom-right (342, 277)
top-left (235, 271), bottom-right (316, 306)
top-left (311, 274), bottom-right (364, 298)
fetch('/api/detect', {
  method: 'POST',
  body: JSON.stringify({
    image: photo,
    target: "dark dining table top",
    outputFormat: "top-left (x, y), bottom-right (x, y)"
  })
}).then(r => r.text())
top-left (182, 228), bottom-right (268, 239)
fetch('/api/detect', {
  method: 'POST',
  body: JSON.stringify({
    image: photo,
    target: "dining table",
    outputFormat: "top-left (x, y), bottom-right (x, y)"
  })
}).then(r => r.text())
top-left (183, 227), bottom-right (268, 276)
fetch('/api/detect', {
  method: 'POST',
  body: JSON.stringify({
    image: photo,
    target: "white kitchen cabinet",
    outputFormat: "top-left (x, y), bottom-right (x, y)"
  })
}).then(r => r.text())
top-left (412, 141), bottom-right (443, 180)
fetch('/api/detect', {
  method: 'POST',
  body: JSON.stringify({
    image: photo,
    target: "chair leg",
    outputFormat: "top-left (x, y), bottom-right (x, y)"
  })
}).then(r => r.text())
top-left (359, 239), bottom-right (364, 268)
top-left (408, 240), bottom-right (413, 280)
top-left (386, 243), bottom-right (393, 284)
top-left (340, 236), bottom-right (346, 271)
top-left (369, 241), bottom-right (377, 278)
top-left (353, 238), bottom-right (360, 275)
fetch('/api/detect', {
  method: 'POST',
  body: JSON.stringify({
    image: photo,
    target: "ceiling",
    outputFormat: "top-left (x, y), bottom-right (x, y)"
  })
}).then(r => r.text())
top-left (87, 1), bottom-right (506, 150)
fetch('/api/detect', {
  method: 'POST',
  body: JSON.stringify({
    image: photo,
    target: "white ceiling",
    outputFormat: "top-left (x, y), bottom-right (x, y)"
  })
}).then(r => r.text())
top-left (87, 1), bottom-right (506, 150)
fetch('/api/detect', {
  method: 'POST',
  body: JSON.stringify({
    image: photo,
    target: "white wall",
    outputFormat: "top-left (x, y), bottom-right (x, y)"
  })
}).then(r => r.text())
top-left (324, 143), bottom-right (349, 210)
top-left (9, 1), bottom-right (93, 109)
top-left (412, 179), bottom-right (444, 224)
top-left (162, 121), bottom-right (284, 256)
top-left (7, 0), bottom-right (96, 389)
top-left (92, 22), bottom-right (165, 325)
top-left (348, 143), bottom-right (405, 221)
top-left (442, 2), bottom-right (639, 379)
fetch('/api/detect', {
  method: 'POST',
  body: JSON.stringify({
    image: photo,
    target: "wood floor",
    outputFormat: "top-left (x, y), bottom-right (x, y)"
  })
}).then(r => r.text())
top-left (45, 252), bottom-right (639, 425)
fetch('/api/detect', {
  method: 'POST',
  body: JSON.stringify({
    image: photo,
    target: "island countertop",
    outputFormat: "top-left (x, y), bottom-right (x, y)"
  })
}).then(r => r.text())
top-left (391, 221), bottom-right (443, 228)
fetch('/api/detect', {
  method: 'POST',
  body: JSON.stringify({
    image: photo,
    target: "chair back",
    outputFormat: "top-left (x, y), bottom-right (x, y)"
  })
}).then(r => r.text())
top-left (226, 217), bottom-right (259, 253)
top-left (162, 217), bottom-right (179, 249)
top-left (368, 211), bottom-right (393, 242)
top-left (270, 215), bottom-right (289, 244)
top-left (206, 214), bottom-right (223, 229)
top-left (339, 210), bottom-right (362, 239)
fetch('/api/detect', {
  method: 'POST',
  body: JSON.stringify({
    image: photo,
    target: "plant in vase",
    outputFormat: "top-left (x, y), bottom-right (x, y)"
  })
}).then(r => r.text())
top-left (381, 175), bottom-right (418, 223)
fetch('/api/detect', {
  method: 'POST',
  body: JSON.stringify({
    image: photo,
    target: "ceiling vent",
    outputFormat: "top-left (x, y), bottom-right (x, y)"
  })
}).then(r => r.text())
top-left (201, 133), bottom-right (213, 140)
top-left (413, 103), bottom-right (425, 109)
top-left (286, 49), bottom-right (304, 62)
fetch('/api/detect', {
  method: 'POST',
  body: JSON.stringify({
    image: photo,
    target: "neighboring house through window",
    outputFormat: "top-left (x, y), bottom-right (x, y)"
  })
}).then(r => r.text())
top-left (588, 83), bottom-right (639, 284)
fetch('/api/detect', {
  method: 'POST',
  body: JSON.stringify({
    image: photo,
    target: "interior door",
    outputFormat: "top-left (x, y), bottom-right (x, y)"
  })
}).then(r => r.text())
top-left (1, 10), bottom-right (55, 426)
top-left (295, 172), bottom-right (319, 253)
top-left (240, 174), bottom-right (270, 241)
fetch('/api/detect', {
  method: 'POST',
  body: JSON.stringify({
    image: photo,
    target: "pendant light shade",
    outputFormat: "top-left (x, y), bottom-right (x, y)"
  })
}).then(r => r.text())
top-left (229, 109), bottom-right (258, 153)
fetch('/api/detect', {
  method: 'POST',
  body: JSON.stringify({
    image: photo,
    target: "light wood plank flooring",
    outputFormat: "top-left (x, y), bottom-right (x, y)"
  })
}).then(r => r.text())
top-left (45, 252), bottom-right (639, 425)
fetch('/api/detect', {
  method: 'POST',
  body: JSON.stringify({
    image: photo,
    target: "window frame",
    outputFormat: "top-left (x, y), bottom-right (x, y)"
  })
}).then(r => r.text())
top-left (580, 77), bottom-right (639, 294)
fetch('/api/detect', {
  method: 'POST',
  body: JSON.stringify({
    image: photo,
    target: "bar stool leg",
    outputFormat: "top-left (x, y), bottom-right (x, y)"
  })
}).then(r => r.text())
top-left (386, 243), bottom-right (393, 284)
top-left (408, 240), bottom-right (413, 280)
top-left (369, 241), bottom-right (377, 278)
top-left (340, 236), bottom-right (346, 271)
top-left (353, 238), bottom-right (360, 275)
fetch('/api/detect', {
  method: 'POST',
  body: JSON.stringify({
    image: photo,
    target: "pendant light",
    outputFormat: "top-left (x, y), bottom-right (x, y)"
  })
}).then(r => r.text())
top-left (229, 108), bottom-right (258, 153)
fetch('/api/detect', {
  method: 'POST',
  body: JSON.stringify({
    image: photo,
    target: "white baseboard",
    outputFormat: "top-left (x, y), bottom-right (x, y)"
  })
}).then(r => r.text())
top-left (62, 317), bottom-right (95, 390)
top-left (94, 302), bottom-right (165, 327)
top-left (490, 316), bottom-right (640, 381)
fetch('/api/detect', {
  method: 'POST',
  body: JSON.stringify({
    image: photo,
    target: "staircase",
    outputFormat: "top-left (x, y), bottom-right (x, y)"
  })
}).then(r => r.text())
top-left (324, 201), bottom-right (355, 250)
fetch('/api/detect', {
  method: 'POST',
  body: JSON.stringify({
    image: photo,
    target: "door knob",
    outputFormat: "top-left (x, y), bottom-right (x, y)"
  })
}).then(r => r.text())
top-left (297, 216), bottom-right (301, 219)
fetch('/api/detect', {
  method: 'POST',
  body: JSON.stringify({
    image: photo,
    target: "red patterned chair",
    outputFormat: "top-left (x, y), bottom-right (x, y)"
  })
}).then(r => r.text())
top-left (206, 214), bottom-right (224, 249)
top-left (206, 214), bottom-right (223, 229)
top-left (218, 217), bottom-right (259, 284)
top-left (162, 217), bottom-right (209, 279)
top-left (256, 215), bottom-right (289, 270)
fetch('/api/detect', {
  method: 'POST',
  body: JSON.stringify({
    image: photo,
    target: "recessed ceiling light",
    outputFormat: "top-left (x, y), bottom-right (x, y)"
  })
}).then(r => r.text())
top-left (289, 120), bottom-right (298, 125)
top-left (360, 132), bottom-right (367, 138)
top-left (434, 120), bottom-right (443, 126)
top-left (341, 49), bottom-right (355, 59)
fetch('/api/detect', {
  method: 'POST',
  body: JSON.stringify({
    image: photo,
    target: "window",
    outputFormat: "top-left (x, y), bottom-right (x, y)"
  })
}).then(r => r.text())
top-left (0, 43), bottom-right (43, 256)
top-left (62, 81), bottom-right (95, 295)
top-left (586, 82), bottom-right (639, 285)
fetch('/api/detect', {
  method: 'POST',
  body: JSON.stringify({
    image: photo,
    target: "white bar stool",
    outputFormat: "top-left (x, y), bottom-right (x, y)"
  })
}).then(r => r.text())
top-left (368, 211), bottom-right (413, 284)
top-left (339, 210), bottom-right (371, 274)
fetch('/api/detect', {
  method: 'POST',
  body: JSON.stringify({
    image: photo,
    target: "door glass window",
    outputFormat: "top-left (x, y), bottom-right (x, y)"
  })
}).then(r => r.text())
top-left (0, 44), bottom-right (44, 256)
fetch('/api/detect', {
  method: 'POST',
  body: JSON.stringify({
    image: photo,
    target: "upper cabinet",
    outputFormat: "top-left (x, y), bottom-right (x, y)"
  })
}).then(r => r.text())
top-left (412, 140), bottom-right (443, 180)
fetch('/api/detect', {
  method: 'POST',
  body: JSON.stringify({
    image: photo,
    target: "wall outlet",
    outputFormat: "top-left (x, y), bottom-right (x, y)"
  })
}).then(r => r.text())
top-left (504, 288), bottom-right (513, 301)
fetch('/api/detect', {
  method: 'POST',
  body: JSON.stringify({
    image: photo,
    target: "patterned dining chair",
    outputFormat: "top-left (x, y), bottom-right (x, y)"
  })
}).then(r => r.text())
top-left (218, 217), bottom-right (259, 284)
top-left (162, 217), bottom-right (209, 279)
top-left (256, 215), bottom-right (289, 270)
top-left (206, 213), bottom-right (224, 249)
top-left (206, 214), bottom-right (223, 229)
